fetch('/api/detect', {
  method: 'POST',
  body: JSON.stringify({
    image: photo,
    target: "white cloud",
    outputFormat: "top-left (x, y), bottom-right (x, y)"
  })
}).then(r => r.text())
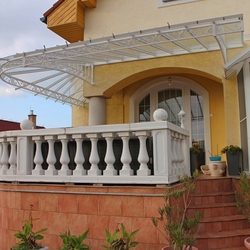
top-left (0, 84), bottom-right (26, 98)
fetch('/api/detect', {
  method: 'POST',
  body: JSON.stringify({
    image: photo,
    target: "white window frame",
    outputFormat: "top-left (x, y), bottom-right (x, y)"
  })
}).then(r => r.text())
top-left (158, 0), bottom-right (199, 8)
top-left (130, 76), bottom-right (211, 163)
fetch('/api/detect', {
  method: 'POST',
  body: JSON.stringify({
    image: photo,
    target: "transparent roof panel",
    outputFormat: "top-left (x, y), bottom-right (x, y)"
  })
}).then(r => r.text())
top-left (0, 14), bottom-right (244, 106)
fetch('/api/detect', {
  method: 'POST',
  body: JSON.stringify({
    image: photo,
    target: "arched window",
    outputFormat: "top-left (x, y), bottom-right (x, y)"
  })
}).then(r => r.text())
top-left (131, 76), bottom-right (211, 162)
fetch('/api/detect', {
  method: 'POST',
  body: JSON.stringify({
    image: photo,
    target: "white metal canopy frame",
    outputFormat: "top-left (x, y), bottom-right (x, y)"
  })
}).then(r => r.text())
top-left (0, 14), bottom-right (244, 106)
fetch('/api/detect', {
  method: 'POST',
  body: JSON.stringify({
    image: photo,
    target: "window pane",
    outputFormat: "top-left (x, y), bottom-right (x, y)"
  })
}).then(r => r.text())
top-left (158, 89), bottom-right (182, 126)
top-left (190, 90), bottom-right (204, 150)
top-left (139, 94), bottom-right (150, 122)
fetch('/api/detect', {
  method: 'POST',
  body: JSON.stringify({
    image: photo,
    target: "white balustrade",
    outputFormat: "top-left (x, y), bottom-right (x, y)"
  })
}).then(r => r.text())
top-left (45, 135), bottom-right (58, 176)
top-left (32, 136), bottom-right (45, 175)
top-left (171, 132), bottom-right (178, 172)
top-left (0, 143), bottom-right (2, 172)
top-left (58, 135), bottom-right (72, 176)
top-left (119, 132), bottom-right (133, 176)
top-left (0, 140), bottom-right (9, 175)
top-left (103, 133), bottom-right (117, 176)
top-left (0, 121), bottom-right (190, 184)
top-left (135, 131), bottom-right (150, 176)
top-left (7, 138), bottom-right (17, 175)
top-left (72, 134), bottom-right (87, 176)
top-left (87, 133), bottom-right (101, 176)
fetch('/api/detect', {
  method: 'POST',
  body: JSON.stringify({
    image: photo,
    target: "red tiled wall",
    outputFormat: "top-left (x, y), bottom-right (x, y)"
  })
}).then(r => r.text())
top-left (0, 183), bottom-right (167, 250)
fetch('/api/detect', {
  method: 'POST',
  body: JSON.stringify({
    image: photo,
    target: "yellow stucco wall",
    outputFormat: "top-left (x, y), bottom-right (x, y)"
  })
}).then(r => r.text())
top-left (70, 0), bottom-right (249, 150)
top-left (84, 0), bottom-right (250, 39)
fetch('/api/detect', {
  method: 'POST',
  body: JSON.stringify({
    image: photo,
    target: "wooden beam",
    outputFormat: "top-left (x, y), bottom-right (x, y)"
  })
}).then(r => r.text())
top-left (81, 0), bottom-right (96, 8)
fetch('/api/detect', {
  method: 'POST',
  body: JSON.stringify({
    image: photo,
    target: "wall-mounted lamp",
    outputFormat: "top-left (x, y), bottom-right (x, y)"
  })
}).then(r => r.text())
top-left (178, 107), bottom-right (186, 129)
top-left (167, 76), bottom-right (172, 86)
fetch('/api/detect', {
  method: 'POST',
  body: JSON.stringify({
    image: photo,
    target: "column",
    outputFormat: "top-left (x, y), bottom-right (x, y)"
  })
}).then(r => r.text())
top-left (88, 96), bottom-right (106, 125)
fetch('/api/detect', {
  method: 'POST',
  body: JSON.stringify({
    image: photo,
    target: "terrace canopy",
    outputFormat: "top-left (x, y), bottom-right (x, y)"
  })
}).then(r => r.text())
top-left (0, 14), bottom-right (244, 107)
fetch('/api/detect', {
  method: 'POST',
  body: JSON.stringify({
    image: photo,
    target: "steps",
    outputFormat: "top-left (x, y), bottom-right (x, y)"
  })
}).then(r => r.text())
top-left (189, 176), bottom-right (250, 249)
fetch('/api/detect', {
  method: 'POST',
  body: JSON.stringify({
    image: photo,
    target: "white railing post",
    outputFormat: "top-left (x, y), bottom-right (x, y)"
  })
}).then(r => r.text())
top-left (87, 133), bottom-right (101, 176)
top-left (103, 132), bottom-right (117, 176)
top-left (72, 134), bottom-right (87, 176)
top-left (152, 129), bottom-right (172, 177)
top-left (119, 132), bottom-right (133, 176)
top-left (7, 138), bottom-right (17, 175)
top-left (0, 139), bottom-right (9, 175)
top-left (32, 136), bottom-right (45, 175)
top-left (135, 131), bottom-right (151, 176)
top-left (58, 135), bottom-right (72, 176)
top-left (45, 135), bottom-right (58, 176)
top-left (17, 136), bottom-right (34, 175)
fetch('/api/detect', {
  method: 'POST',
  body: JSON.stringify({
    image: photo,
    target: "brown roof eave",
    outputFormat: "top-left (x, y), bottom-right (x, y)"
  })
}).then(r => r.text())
top-left (40, 0), bottom-right (65, 25)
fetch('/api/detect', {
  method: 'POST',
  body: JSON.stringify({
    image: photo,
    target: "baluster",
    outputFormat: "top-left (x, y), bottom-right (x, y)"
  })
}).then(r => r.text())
top-left (171, 132), bottom-right (178, 173)
top-left (0, 139), bottom-right (9, 175)
top-left (87, 133), bottom-right (101, 176)
top-left (0, 143), bottom-right (2, 172)
top-left (103, 133), bottom-right (117, 176)
top-left (7, 138), bottom-right (17, 175)
top-left (135, 131), bottom-right (150, 176)
top-left (72, 134), bottom-right (87, 176)
top-left (119, 132), bottom-right (133, 176)
top-left (45, 135), bottom-right (58, 176)
top-left (58, 135), bottom-right (72, 176)
top-left (32, 136), bottom-right (45, 175)
top-left (177, 134), bottom-right (184, 170)
top-left (175, 134), bottom-right (181, 171)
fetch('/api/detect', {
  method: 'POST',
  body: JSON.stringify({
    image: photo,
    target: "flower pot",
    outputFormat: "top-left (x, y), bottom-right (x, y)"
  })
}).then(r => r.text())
top-left (161, 246), bottom-right (198, 250)
top-left (209, 156), bottom-right (222, 161)
top-left (208, 161), bottom-right (226, 176)
top-left (190, 151), bottom-right (204, 173)
top-left (226, 151), bottom-right (241, 176)
top-left (244, 236), bottom-right (250, 249)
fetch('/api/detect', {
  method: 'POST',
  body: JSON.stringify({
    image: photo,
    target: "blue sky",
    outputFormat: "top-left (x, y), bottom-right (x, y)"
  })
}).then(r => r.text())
top-left (0, 0), bottom-right (72, 128)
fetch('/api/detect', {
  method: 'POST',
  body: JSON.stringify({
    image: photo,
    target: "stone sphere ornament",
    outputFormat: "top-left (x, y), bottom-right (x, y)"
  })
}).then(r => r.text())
top-left (153, 108), bottom-right (168, 121)
top-left (20, 119), bottom-right (34, 130)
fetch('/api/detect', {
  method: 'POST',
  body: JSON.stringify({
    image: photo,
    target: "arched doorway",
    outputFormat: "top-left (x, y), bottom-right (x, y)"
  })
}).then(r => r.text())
top-left (130, 76), bottom-right (211, 163)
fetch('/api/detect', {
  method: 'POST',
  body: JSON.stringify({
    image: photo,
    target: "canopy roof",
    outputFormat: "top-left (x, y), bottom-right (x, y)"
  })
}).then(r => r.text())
top-left (0, 14), bottom-right (244, 106)
top-left (223, 47), bottom-right (250, 78)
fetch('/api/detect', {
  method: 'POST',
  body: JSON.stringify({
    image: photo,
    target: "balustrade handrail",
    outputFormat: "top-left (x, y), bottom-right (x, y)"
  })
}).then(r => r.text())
top-left (0, 121), bottom-right (190, 184)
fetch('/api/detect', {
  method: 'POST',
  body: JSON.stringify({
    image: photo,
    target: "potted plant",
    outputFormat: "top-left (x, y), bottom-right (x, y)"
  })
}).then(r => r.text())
top-left (190, 143), bottom-right (204, 173)
top-left (151, 170), bottom-right (202, 250)
top-left (101, 223), bottom-right (139, 249)
top-left (59, 229), bottom-right (89, 250)
top-left (235, 172), bottom-right (250, 249)
top-left (11, 205), bottom-right (47, 250)
top-left (221, 145), bottom-right (242, 176)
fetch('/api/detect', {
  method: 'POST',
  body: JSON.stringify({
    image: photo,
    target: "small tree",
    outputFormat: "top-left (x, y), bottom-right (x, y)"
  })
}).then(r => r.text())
top-left (152, 170), bottom-right (202, 250)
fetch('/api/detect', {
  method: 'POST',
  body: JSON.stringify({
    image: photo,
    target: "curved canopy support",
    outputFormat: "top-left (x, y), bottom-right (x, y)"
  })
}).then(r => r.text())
top-left (0, 14), bottom-right (244, 106)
